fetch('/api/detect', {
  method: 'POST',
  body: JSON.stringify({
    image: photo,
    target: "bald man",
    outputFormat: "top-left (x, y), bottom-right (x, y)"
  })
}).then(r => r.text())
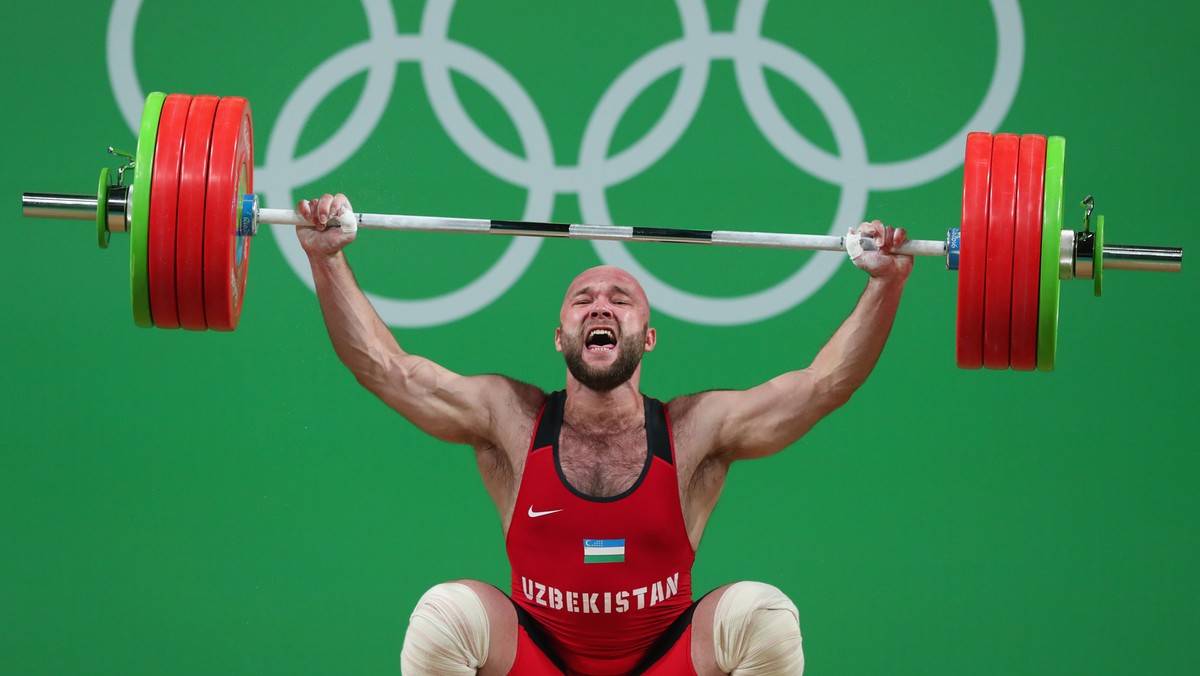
top-left (297, 193), bottom-right (912, 675)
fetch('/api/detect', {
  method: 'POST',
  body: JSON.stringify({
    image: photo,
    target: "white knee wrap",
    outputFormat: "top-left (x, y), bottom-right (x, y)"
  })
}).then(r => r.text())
top-left (400, 582), bottom-right (490, 675)
top-left (713, 581), bottom-right (804, 675)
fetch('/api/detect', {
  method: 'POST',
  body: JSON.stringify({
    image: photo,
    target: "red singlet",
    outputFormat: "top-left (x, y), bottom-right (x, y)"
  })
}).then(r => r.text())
top-left (506, 391), bottom-right (697, 675)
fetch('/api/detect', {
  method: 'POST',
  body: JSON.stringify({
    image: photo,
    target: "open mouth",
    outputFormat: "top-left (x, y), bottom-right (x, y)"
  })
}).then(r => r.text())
top-left (585, 328), bottom-right (617, 351)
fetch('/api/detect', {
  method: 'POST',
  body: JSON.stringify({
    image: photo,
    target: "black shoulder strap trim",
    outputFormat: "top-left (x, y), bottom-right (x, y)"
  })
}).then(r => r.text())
top-left (531, 390), bottom-right (565, 454)
top-left (643, 395), bottom-right (673, 466)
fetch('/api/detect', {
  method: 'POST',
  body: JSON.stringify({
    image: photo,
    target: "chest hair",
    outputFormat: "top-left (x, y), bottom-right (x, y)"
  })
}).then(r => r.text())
top-left (558, 422), bottom-right (648, 498)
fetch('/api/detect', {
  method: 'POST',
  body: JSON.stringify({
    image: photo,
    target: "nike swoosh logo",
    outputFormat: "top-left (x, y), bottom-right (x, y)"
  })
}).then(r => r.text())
top-left (528, 506), bottom-right (564, 518)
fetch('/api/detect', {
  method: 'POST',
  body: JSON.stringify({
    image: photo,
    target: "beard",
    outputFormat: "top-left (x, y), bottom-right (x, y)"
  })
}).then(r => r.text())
top-left (560, 326), bottom-right (647, 392)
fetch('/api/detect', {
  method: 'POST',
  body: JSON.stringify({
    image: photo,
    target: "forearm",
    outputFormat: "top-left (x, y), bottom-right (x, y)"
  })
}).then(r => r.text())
top-left (808, 275), bottom-right (907, 404)
top-left (307, 250), bottom-right (405, 388)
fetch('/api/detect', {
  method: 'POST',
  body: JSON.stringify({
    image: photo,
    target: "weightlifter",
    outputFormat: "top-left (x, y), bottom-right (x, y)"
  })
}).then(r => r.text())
top-left (297, 193), bottom-right (912, 675)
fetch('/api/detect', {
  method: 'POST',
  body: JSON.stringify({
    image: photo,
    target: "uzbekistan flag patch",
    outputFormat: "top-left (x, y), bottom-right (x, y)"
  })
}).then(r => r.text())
top-left (583, 538), bottom-right (625, 564)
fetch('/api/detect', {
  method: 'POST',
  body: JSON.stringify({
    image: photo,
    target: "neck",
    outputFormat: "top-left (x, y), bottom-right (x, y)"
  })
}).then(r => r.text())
top-left (562, 373), bottom-right (644, 432)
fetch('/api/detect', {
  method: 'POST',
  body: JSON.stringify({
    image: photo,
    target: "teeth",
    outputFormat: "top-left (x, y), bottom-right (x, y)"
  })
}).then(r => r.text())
top-left (586, 328), bottom-right (616, 351)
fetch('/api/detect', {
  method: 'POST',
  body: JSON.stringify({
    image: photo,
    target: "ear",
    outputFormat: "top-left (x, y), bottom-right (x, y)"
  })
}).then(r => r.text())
top-left (644, 327), bottom-right (657, 352)
top-left (554, 326), bottom-right (564, 353)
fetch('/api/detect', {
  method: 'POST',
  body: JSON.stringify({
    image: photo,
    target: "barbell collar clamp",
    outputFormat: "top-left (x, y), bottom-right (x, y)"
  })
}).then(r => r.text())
top-left (1076, 230), bottom-right (1096, 279)
top-left (1059, 229), bottom-right (1077, 280)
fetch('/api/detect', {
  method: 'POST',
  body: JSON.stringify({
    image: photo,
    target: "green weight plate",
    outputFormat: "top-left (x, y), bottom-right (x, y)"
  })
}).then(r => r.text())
top-left (97, 167), bottom-right (111, 249)
top-left (1094, 214), bottom-right (1104, 297)
top-left (131, 92), bottom-right (167, 328)
top-left (1037, 136), bottom-right (1066, 371)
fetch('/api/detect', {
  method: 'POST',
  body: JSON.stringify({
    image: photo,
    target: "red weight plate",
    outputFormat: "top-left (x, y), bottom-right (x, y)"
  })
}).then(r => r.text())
top-left (203, 97), bottom-right (254, 331)
top-left (982, 134), bottom-right (1019, 370)
top-left (176, 95), bottom-right (220, 331)
top-left (955, 132), bottom-right (992, 369)
top-left (1010, 135), bottom-right (1046, 371)
top-left (148, 93), bottom-right (191, 329)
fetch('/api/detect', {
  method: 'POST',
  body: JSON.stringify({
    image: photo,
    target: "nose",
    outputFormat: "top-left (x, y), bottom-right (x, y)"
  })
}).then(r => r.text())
top-left (589, 306), bottom-right (613, 318)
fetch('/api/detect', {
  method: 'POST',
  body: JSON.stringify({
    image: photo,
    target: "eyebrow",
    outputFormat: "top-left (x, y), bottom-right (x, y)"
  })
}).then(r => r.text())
top-left (572, 284), bottom-right (635, 299)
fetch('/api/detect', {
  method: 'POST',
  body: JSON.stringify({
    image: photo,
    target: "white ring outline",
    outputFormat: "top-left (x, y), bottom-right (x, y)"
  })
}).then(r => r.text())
top-left (263, 32), bottom-right (554, 327)
top-left (581, 30), bottom-right (867, 324)
top-left (106, 0), bottom-right (1024, 327)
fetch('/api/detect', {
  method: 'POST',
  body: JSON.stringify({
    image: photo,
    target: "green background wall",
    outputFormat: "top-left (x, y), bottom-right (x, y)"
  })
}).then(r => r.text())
top-left (4, 1), bottom-right (1197, 674)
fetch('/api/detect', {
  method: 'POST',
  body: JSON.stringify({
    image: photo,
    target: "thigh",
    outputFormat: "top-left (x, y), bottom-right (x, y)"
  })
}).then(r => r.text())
top-left (450, 580), bottom-right (519, 676)
top-left (452, 580), bottom-right (568, 676)
top-left (689, 583), bottom-right (735, 676)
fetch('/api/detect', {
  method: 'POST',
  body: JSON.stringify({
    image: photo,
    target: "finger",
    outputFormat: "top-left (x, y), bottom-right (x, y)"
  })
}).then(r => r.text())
top-left (886, 224), bottom-right (905, 255)
top-left (299, 199), bottom-right (327, 230)
top-left (328, 194), bottom-right (357, 234)
top-left (316, 193), bottom-right (336, 225)
top-left (332, 192), bottom-right (352, 218)
top-left (303, 197), bottom-right (326, 231)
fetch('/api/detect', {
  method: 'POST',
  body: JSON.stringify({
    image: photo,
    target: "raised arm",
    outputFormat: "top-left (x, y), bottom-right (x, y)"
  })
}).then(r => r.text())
top-left (296, 194), bottom-right (543, 450)
top-left (672, 220), bottom-right (912, 462)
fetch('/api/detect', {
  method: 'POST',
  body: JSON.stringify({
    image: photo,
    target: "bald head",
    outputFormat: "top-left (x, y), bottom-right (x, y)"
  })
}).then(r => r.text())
top-left (560, 266), bottom-right (651, 324)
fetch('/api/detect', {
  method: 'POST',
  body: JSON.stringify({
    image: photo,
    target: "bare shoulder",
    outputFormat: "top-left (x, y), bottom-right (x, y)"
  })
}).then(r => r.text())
top-left (468, 372), bottom-right (544, 420)
top-left (664, 389), bottom-right (739, 462)
top-left (473, 374), bottom-right (547, 455)
top-left (666, 389), bottom-right (741, 427)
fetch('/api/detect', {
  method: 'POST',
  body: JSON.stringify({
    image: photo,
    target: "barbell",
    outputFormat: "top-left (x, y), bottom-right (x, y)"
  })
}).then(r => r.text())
top-left (22, 92), bottom-right (1184, 371)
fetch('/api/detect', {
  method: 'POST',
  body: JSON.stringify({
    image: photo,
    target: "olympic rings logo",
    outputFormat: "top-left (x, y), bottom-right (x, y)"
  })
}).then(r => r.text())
top-left (106, 0), bottom-right (1024, 328)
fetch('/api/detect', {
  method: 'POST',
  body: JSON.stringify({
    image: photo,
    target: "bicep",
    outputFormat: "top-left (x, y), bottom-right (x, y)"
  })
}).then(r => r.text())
top-left (677, 371), bottom-right (833, 462)
top-left (366, 354), bottom-right (541, 447)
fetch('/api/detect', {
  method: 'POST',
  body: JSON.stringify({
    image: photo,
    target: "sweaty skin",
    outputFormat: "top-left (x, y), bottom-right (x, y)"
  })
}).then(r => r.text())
top-left (296, 193), bottom-right (911, 675)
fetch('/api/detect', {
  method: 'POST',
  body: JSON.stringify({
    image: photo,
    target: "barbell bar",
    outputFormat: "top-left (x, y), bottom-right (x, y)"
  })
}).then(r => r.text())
top-left (21, 93), bottom-right (1184, 372)
top-left (23, 190), bottom-right (953, 253)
